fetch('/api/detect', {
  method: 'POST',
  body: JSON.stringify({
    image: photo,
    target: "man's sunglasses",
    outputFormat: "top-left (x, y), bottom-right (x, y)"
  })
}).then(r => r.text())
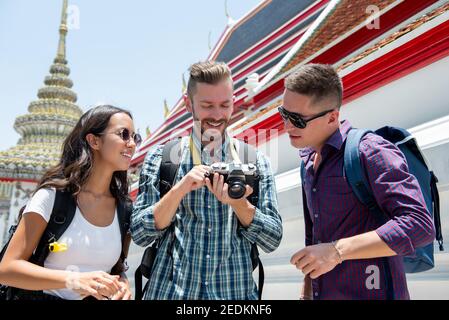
top-left (278, 106), bottom-right (335, 129)
top-left (98, 128), bottom-right (142, 147)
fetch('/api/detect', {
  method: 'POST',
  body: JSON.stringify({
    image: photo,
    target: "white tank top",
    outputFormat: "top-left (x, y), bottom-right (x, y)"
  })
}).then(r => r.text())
top-left (23, 188), bottom-right (122, 300)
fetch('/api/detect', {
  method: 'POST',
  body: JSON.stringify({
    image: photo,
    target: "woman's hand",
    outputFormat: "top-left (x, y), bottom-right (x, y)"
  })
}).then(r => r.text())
top-left (66, 271), bottom-right (122, 300)
top-left (110, 273), bottom-right (132, 300)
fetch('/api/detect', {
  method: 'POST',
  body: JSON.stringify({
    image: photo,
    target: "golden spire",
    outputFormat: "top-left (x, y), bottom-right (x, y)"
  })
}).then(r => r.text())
top-left (164, 99), bottom-right (170, 119)
top-left (182, 73), bottom-right (187, 94)
top-left (56, 0), bottom-right (68, 63)
top-left (0, 0), bottom-right (82, 181)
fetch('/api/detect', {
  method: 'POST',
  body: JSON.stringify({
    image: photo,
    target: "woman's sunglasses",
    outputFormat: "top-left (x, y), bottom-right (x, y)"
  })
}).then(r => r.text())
top-left (98, 128), bottom-right (142, 147)
top-left (278, 106), bottom-right (335, 129)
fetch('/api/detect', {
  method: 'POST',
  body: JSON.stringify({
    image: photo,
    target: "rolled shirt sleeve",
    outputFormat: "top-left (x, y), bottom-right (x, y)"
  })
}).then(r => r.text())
top-left (359, 135), bottom-right (435, 256)
top-left (239, 151), bottom-right (283, 253)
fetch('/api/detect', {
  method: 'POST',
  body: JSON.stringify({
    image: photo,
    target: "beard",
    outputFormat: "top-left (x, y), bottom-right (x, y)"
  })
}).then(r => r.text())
top-left (191, 117), bottom-right (230, 164)
top-left (192, 116), bottom-right (230, 145)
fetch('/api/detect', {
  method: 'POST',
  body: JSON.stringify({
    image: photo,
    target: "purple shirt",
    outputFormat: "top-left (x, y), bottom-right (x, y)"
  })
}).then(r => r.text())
top-left (300, 120), bottom-right (435, 300)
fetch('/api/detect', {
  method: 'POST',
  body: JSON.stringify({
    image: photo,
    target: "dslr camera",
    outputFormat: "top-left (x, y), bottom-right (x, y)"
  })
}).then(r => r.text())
top-left (206, 161), bottom-right (258, 199)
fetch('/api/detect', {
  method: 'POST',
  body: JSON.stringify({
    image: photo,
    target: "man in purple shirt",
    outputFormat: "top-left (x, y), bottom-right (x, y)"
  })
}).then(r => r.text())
top-left (282, 64), bottom-right (435, 300)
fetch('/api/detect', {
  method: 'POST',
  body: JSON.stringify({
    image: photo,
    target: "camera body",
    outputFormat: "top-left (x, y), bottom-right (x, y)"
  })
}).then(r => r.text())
top-left (208, 161), bottom-right (258, 199)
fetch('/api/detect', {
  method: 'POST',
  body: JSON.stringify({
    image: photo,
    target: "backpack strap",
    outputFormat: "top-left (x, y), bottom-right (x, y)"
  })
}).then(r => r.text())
top-left (111, 200), bottom-right (132, 275)
top-left (117, 200), bottom-right (131, 253)
top-left (135, 139), bottom-right (183, 300)
top-left (160, 138), bottom-right (183, 199)
top-left (160, 138), bottom-right (182, 245)
top-left (31, 190), bottom-right (77, 266)
top-left (343, 128), bottom-right (394, 299)
top-left (343, 129), bottom-right (379, 213)
top-left (300, 161), bottom-right (306, 186)
top-left (430, 171), bottom-right (444, 251)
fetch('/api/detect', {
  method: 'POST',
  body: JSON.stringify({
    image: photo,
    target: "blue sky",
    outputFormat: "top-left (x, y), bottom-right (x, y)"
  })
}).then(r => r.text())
top-left (0, 0), bottom-right (262, 151)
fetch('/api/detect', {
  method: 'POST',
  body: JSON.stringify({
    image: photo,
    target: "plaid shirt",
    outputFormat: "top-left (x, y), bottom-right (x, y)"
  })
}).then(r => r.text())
top-left (131, 135), bottom-right (282, 300)
top-left (300, 120), bottom-right (435, 300)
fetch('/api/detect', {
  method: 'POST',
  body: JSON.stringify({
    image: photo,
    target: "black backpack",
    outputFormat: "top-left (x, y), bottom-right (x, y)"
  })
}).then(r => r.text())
top-left (134, 138), bottom-right (264, 300)
top-left (0, 189), bottom-right (132, 300)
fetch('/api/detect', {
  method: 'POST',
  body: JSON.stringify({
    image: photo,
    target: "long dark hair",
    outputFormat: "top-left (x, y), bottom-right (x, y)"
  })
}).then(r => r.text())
top-left (36, 104), bottom-right (133, 203)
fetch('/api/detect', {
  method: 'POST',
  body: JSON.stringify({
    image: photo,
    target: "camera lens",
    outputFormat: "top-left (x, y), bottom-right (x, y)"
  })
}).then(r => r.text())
top-left (228, 181), bottom-right (246, 199)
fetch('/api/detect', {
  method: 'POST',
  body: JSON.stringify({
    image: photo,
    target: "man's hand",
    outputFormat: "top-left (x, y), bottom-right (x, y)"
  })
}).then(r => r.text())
top-left (154, 165), bottom-right (210, 230)
top-left (205, 172), bottom-right (253, 206)
top-left (177, 165), bottom-right (211, 196)
top-left (205, 173), bottom-right (255, 227)
top-left (290, 243), bottom-right (342, 279)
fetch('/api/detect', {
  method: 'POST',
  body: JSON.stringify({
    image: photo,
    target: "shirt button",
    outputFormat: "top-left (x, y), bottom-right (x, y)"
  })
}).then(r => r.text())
top-left (314, 214), bottom-right (319, 218)
top-left (312, 188), bottom-right (317, 192)
top-left (208, 228), bottom-right (212, 233)
top-left (206, 254), bottom-right (210, 259)
top-left (207, 205), bottom-right (211, 209)
top-left (204, 281), bottom-right (209, 286)
top-left (314, 292), bottom-right (319, 297)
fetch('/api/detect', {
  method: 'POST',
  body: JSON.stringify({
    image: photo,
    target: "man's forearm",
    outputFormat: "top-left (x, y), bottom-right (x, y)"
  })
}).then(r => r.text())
top-left (335, 231), bottom-right (397, 261)
top-left (153, 183), bottom-right (186, 230)
top-left (231, 199), bottom-right (255, 227)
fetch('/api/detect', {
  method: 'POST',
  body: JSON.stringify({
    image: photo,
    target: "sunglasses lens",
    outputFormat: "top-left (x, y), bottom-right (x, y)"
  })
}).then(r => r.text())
top-left (120, 128), bottom-right (130, 141)
top-left (279, 107), bottom-right (306, 129)
top-left (292, 118), bottom-right (306, 129)
top-left (134, 133), bottom-right (142, 147)
top-left (278, 107), bottom-right (288, 121)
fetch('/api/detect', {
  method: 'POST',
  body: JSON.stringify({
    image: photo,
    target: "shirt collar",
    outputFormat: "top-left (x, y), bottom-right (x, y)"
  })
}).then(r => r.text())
top-left (326, 119), bottom-right (352, 151)
top-left (299, 120), bottom-right (352, 162)
top-left (191, 129), bottom-right (232, 164)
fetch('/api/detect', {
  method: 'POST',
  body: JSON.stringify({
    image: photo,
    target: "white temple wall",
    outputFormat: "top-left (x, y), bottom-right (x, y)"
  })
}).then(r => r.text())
top-left (2, 181), bottom-right (37, 245)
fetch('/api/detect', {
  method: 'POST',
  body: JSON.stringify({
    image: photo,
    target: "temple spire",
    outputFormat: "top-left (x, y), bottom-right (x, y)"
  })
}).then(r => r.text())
top-left (164, 99), bottom-right (170, 119)
top-left (0, 0), bottom-right (82, 182)
top-left (182, 73), bottom-right (187, 94)
top-left (225, 0), bottom-right (236, 26)
top-left (56, 0), bottom-right (68, 63)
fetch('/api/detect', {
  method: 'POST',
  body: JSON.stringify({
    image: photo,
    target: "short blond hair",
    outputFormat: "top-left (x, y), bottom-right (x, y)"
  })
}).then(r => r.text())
top-left (187, 61), bottom-right (232, 100)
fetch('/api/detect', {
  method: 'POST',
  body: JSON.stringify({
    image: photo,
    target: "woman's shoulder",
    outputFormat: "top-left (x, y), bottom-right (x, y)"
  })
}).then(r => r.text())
top-left (33, 187), bottom-right (57, 198)
top-left (22, 187), bottom-right (57, 223)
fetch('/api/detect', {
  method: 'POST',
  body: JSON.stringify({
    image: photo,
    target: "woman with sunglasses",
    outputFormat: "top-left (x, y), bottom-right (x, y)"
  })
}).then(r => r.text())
top-left (0, 105), bottom-right (142, 300)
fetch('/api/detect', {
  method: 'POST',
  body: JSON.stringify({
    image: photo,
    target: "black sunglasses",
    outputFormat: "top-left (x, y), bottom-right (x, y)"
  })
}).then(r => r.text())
top-left (98, 128), bottom-right (142, 147)
top-left (278, 106), bottom-right (335, 129)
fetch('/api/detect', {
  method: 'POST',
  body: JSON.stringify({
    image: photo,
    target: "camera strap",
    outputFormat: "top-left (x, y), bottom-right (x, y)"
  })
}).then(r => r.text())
top-left (189, 131), bottom-right (241, 166)
top-left (229, 137), bottom-right (241, 164)
top-left (189, 136), bottom-right (202, 166)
